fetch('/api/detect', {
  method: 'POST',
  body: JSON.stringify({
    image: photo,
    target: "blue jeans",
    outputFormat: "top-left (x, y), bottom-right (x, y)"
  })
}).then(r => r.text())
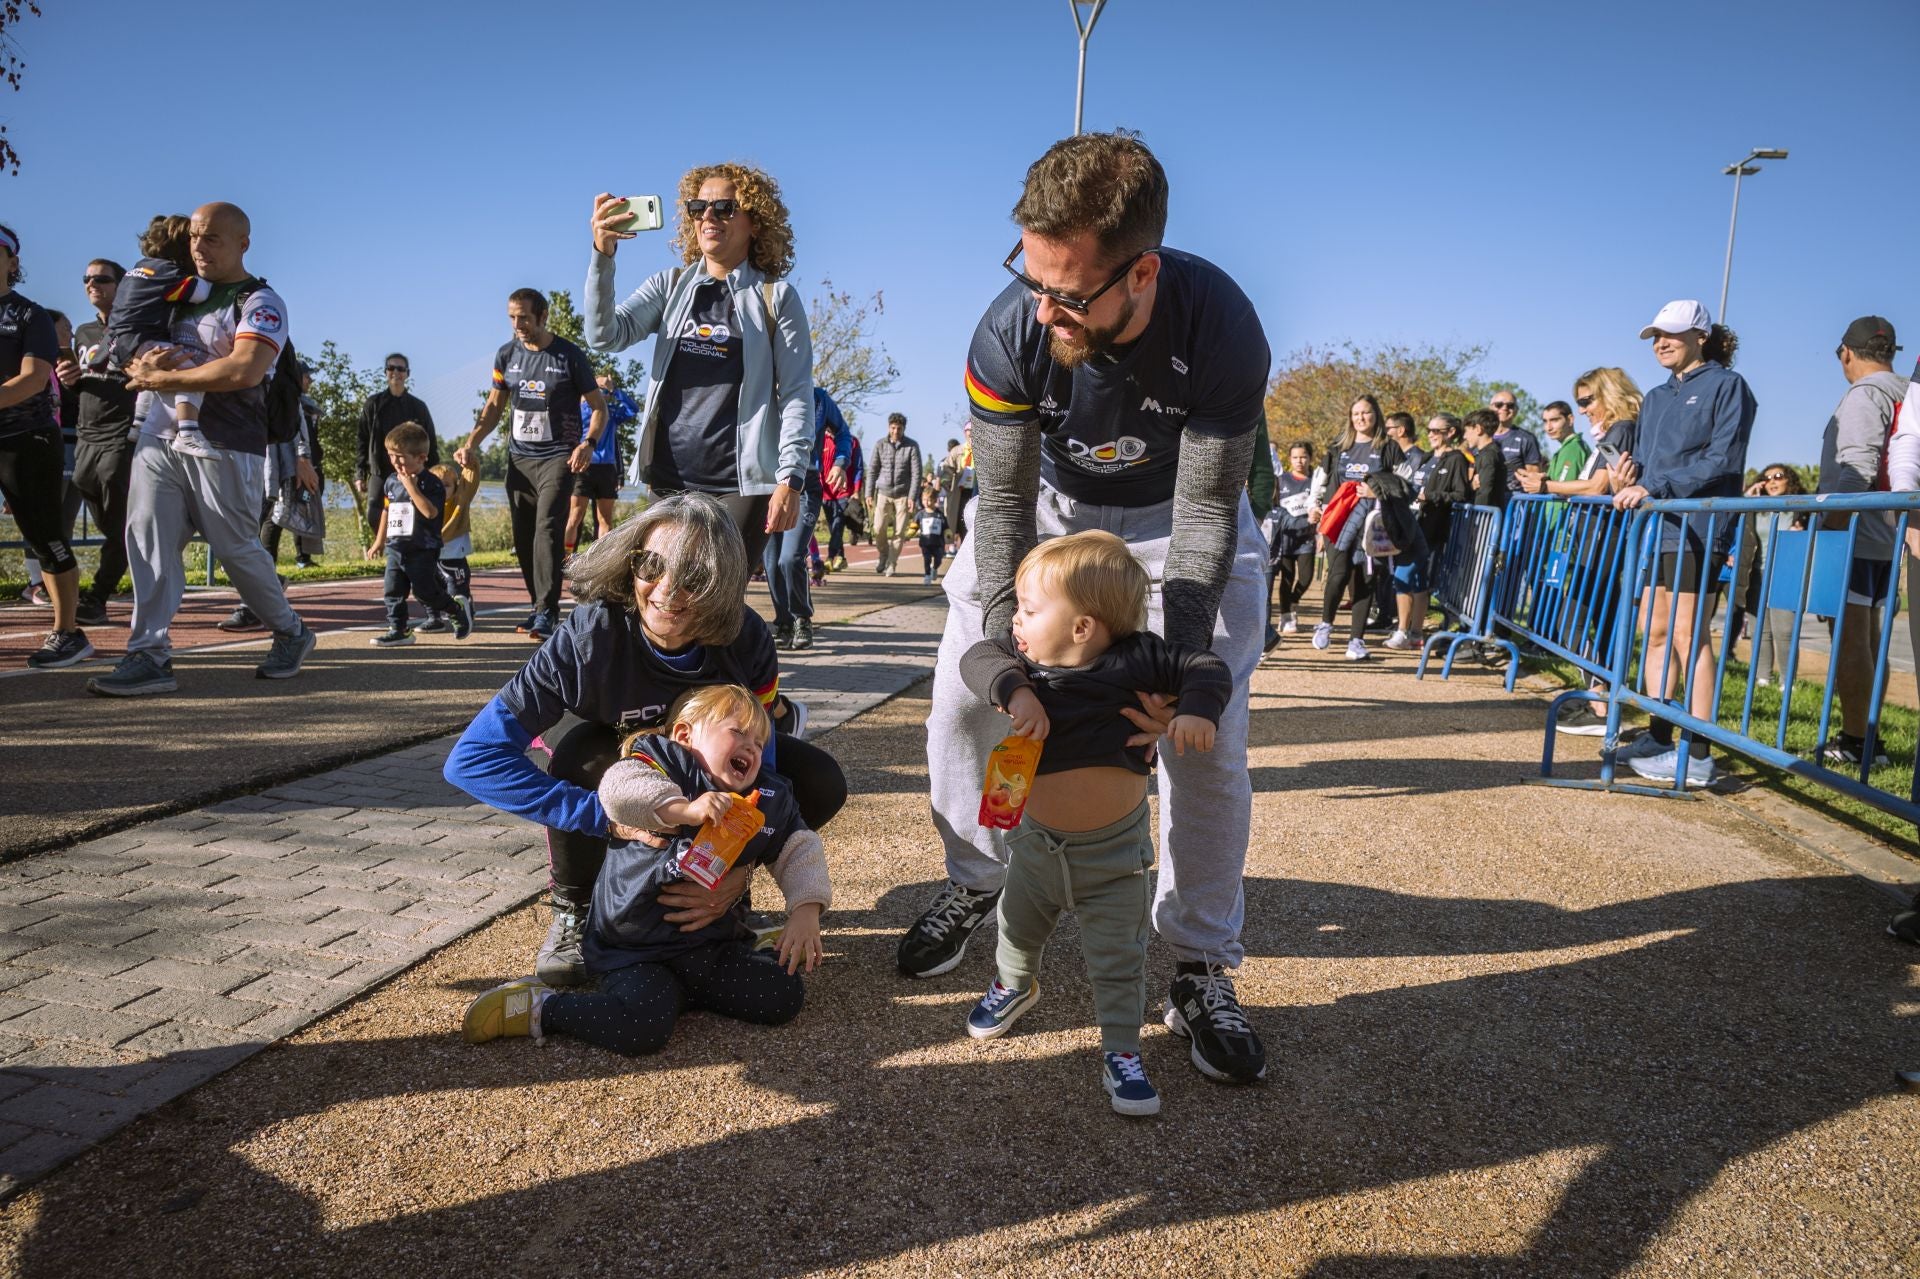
top-left (384, 544), bottom-right (456, 630)
top-left (763, 473), bottom-right (824, 627)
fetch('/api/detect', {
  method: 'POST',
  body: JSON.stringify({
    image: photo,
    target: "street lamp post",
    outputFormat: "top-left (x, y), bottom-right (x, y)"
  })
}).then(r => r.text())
top-left (1718, 147), bottom-right (1788, 325)
top-left (1069, 0), bottom-right (1109, 135)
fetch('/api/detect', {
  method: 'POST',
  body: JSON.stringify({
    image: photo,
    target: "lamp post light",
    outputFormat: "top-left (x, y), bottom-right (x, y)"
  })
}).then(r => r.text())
top-left (1069, 0), bottom-right (1109, 135)
top-left (1718, 147), bottom-right (1788, 325)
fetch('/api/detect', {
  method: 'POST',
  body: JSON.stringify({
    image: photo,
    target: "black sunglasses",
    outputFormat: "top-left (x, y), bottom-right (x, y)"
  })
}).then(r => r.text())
top-left (385, 365), bottom-right (409, 374)
top-left (1002, 241), bottom-right (1158, 315)
top-left (1763, 472), bottom-right (1790, 481)
top-left (1575, 395), bottom-right (1595, 408)
top-left (685, 198), bottom-right (740, 222)
top-left (1491, 400), bottom-right (1517, 410)
top-left (82, 273), bottom-right (116, 286)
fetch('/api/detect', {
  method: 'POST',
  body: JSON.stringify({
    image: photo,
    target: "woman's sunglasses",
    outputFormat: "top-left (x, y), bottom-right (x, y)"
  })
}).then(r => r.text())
top-left (1763, 472), bottom-right (1791, 482)
top-left (685, 199), bottom-right (740, 222)
top-left (1575, 395), bottom-right (1596, 408)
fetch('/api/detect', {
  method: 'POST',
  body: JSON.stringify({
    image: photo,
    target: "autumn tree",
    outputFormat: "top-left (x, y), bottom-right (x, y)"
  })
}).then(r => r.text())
top-left (1263, 341), bottom-right (1538, 455)
top-left (807, 280), bottom-right (898, 423)
top-left (0, 2), bottom-right (40, 176)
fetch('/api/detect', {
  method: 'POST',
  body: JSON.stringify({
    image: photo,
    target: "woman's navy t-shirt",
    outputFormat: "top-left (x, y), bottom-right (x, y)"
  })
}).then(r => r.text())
top-left (0, 293), bottom-right (57, 438)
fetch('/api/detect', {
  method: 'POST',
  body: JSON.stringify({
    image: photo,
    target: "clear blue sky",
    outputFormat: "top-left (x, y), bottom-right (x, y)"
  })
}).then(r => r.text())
top-left (8, 0), bottom-right (1917, 467)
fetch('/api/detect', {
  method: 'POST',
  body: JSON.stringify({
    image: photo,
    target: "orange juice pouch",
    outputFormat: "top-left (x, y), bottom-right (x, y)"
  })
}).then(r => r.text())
top-left (979, 735), bottom-right (1043, 831)
top-left (678, 791), bottom-right (765, 890)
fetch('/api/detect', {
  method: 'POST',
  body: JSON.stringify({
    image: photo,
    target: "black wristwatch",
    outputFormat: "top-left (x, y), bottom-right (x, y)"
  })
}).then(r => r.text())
top-left (782, 474), bottom-right (806, 492)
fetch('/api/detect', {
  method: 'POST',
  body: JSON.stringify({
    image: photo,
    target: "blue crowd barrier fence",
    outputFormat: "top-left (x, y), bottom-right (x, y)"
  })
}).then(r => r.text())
top-left (1512, 491), bottom-right (1920, 828)
top-left (1415, 503), bottom-right (1516, 682)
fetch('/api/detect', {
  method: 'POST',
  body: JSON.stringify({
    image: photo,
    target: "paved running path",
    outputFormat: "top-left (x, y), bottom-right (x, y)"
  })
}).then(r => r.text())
top-left (0, 598), bottom-right (946, 1196)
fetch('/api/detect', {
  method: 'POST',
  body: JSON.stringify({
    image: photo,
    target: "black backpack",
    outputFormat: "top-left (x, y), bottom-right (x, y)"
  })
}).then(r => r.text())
top-left (234, 278), bottom-right (304, 446)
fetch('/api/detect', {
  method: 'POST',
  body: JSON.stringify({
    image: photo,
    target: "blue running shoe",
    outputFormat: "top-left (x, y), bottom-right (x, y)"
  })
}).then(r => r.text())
top-left (1101, 1051), bottom-right (1161, 1116)
top-left (965, 977), bottom-right (1039, 1040)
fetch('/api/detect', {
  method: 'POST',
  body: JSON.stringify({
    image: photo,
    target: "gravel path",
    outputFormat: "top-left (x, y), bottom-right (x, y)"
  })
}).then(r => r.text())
top-left (2, 649), bottom-right (1916, 1278)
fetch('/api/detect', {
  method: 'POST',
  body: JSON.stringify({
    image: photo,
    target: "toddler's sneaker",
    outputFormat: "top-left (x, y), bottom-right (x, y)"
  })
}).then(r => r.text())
top-left (370, 628), bottom-right (415, 647)
top-left (965, 977), bottom-right (1039, 1040)
top-left (415, 611), bottom-right (451, 634)
top-left (1311, 622), bottom-right (1332, 650)
top-left (168, 425), bottom-right (217, 459)
top-left (1346, 637), bottom-right (1369, 661)
top-left (452, 596), bottom-right (474, 641)
top-left (462, 977), bottom-right (552, 1044)
top-left (1383, 629), bottom-right (1413, 650)
top-left (1100, 1051), bottom-right (1161, 1117)
top-left (1280, 613), bottom-right (1298, 635)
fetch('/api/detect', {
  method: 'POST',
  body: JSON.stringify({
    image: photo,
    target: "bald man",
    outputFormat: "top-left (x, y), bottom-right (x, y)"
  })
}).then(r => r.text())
top-left (88, 202), bottom-right (317, 696)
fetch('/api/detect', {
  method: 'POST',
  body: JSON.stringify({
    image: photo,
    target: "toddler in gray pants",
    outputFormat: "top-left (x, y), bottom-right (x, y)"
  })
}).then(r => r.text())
top-left (957, 531), bottom-right (1230, 1116)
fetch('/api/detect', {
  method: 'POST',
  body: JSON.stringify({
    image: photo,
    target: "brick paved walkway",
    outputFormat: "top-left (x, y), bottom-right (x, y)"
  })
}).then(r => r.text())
top-left (0, 599), bottom-right (947, 1196)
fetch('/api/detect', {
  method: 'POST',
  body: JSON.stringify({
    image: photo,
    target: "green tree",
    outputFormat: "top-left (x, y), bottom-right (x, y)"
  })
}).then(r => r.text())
top-left (306, 340), bottom-right (381, 542)
top-left (545, 289), bottom-right (647, 389)
top-left (1264, 341), bottom-right (1537, 455)
top-left (808, 280), bottom-right (898, 414)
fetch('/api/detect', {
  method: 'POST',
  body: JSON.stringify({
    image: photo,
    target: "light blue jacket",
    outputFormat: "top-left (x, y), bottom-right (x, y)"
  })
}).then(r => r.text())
top-left (583, 251), bottom-right (813, 494)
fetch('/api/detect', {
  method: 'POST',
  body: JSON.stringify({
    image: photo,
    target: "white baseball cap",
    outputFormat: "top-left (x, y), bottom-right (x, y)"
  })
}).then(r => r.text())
top-left (1639, 299), bottom-right (1713, 339)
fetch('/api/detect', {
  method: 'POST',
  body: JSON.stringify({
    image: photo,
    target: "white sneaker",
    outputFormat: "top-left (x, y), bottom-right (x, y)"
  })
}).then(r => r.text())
top-left (1628, 747), bottom-right (1716, 785)
top-left (1280, 613), bottom-right (1298, 635)
top-left (1384, 629), bottom-right (1413, 650)
top-left (169, 427), bottom-right (216, 459)
top-left (1311, 622), bottom-right (1333, 650)
top-left (1616, 733), bottom-right (1667, 762)
top-left (1346, 637), bottom-right (1369, 661)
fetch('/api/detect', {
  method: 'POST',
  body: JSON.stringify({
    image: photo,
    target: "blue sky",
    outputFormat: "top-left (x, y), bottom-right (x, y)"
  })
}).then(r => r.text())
top-left (8, 0), bottom-right (1916, 467)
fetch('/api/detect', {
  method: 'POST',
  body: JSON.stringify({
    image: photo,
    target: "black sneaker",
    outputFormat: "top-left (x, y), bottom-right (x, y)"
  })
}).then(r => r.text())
top-left (535, 903), bottom-right (589, 986)
top-left (256, 623), bottom-right (317, 679)
top-left (216, 605), bottom-right (263, 632)
top-left (515, 610), bottom-right (539, 634)
top-left (897, 880), bottom-right (1001, 978)
top-left (370, 628), bottom-right (415, 647)
top-left (773, 623), bottom-right (795, 651)
top-left (527, 609), bottom-right (556, 642)
top-left (1889, 905), bottom-right (1920, 945)
top-left (86, 649), bottom-right (177, 697)
top-left (27, 629), bottom-right (94, 669)
top-left (294, 556), bottom-right (318, 570)
top-left (1164, 962), bottom-right (1266, 1084)
top-left (452, 596), bottom-right (473, 641)
top-left (74, 596), bottom-right (109, 628)
top-left (1821, 734), bottom-right (1892, 768)
top-left (1554, 699), bottom-right (1609, 737)
top-left (415, 611), bottom-right (451, 633)
top-left (792, 619), bottom-right (813, 650)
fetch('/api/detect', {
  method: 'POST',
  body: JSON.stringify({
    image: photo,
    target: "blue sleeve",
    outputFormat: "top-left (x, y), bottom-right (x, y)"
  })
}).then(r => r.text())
top-left (444, 696), bottom-right (608, 836)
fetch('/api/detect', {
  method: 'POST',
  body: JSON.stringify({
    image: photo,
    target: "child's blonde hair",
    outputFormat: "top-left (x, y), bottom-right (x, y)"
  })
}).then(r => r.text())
top-left (1016, 531), bottom-right (1148, 639)
top-left (384, 421), bottom-right (431, 458)
top-left (669, 684), bottom-right (771, 747)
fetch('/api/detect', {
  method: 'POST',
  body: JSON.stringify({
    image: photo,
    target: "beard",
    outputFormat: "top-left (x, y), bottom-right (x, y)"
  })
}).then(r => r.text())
top-left (1046, 292), bottom-right (1137, 368)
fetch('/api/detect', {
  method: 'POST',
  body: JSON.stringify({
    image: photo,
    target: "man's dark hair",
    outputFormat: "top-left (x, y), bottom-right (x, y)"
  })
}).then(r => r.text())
top-left (1462, 408), bottom-right (1501, 435)
top-left (385, 352), bottom-right (409, 369)
top-left (887, 412), bottom-right (907, 427)
top-left (1543, 400), bottom-right (1573, 418)
top-left (88, 258), bottom-right (126, 283)
top-left (1012, 131), bottom-right (1168, 265)
top-left (507, 287), bottom-right (549, 321)
top-left (947, 438), bottom-right (959, 450)
top-left (1844, 334), bottom-right (1899, 365)
top-left (1386, 411), bottom-right (1416, 434)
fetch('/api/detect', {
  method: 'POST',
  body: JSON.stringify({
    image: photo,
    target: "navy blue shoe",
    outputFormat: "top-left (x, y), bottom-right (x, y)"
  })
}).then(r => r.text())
top-left (965, 977), bottom-right (1038, 1040)
top-left (1100, 1051), bottom-right (1160, 1116)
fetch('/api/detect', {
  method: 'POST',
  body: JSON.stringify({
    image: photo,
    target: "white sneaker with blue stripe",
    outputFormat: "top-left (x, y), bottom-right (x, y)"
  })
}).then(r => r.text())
top-left (965, 977), bottom-right (1039, 1040)
top-left (1628, 747), bottom-right (1717, 786)
top-left (1100, 1051), bottom-right (1161, 1116)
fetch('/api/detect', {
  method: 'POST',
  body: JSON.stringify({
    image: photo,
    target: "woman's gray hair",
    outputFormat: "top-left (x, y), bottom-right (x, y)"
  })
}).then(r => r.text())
top-left (567, 493), bottom-right (748, 647)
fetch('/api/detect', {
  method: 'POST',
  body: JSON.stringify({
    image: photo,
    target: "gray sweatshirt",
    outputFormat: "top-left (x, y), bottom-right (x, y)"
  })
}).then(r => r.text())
top-left (1818, 369), bottom-right (1911, 560)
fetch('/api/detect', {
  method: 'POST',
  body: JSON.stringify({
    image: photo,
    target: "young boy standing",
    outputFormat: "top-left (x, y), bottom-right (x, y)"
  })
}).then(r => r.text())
top-left (364, 422), bottom-right (471, 646)
top-left (912, 491), bottom-right (948, 585)
top-left (957, 531), bottom-right (1231, 1116)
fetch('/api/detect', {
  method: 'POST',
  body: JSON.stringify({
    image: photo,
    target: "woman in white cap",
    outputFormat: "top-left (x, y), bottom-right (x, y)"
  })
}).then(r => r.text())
top-left (1610, 301), bottom-right (1756, 785)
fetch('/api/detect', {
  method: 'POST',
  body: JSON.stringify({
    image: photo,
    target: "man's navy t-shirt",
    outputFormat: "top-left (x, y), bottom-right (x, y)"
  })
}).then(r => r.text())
top-left (963, 248), bottom-right (1269, 507)
top-left (1494, 427), bottom-right (1543, 492)
top-left (492, 335), bottom-right (595, 462)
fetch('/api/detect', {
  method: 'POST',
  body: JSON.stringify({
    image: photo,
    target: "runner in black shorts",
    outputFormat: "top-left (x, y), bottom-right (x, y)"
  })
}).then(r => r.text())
top-left (0, 225), bottom-right (94, 669)
top-left (458, 288), bottom-right (608, 643)
top-left (568, 369), bottom-right (636, 553)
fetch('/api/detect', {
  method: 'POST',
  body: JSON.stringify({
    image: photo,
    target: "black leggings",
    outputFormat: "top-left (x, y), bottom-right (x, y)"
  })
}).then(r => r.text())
top-left (0, 429), bottom-right (78, 574)
top-left (1321, 553), bottom-right (1376, 641)
top-left (1273, 551), bottom-right (1315, 614)
top-left (541, 939), bottom-right (803, 1056)
top-left (543, 719), bottom-right (847, 909)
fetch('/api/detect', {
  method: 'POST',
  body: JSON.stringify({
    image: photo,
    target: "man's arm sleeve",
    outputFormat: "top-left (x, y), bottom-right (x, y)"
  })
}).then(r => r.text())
top-left (1826, 384), bottom-right (1895, 496)
top-left (1164, 430), bottom-right (1257, 650)
top-left (968, 416), bottom-right (1042, 637)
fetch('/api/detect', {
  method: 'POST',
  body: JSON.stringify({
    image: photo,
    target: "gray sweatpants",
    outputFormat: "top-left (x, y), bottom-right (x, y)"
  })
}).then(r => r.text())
top-left (997, 802), bottom-right (1153, 1053)
top-left (926, 483), bottom-right (1267, 966)
top-left (126, 436), bottom-right (301, 659)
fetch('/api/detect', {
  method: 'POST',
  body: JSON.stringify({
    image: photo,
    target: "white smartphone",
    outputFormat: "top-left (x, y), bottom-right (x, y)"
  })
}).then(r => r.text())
top-left (609, 195), bottom-right (664, 234)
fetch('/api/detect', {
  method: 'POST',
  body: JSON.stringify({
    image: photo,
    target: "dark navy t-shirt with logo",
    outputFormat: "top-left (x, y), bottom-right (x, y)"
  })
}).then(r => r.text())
top-left (0, 293), bottom-right (58, 439)
top-left (492, 334), bottom-right (595, 461)
top-left (1495, 427), bottom-right (1543, 492)
top-left (381, 469), bottom-right (446, 552)
top-left (652, 278), bottom-right (743, 493)
top-left (963, 248), bottom-right (1269, 507)
top-left (1333, 439), bottom-right (1387, 484)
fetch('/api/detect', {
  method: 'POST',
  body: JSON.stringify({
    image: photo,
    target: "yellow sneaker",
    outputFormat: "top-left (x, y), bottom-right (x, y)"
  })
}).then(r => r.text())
top-left (462, 977), bottom-right (552, 1044)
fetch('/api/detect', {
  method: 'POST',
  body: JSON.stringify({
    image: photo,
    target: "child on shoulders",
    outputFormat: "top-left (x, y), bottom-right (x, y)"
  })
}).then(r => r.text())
top-left (462, 684), bottom-right (830, 1056)
top-left (957, 531), bottom-right (1230, 1116)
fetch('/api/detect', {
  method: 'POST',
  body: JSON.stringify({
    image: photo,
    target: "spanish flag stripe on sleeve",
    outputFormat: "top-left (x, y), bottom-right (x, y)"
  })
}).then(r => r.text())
top-left (491, 367), bottom-right (506, 386)
top-left (752, 673), bottom-right (780, 706)
top-left (164, 279), bottom-right (197, 303)
top-left (965, 366), bottom-right (1031, 416)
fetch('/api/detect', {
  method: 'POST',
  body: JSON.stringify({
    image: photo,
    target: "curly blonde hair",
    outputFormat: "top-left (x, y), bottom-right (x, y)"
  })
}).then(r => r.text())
top-left (672, 163), bottom-right (796, 280)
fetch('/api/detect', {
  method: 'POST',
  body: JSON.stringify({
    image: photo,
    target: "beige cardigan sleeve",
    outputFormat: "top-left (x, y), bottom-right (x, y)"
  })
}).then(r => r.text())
top-left (769, 830), bottom-right (832, 913)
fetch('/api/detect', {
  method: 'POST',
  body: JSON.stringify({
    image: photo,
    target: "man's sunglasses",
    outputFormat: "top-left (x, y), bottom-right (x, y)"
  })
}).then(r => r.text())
top-left (1002, 241), bottom-right (1158, 315)
top-left (1575, 395), bottom-right (1595, 408)
top-left (82, 274), bottom-right (117, 286)
top-left (685, 199), bottom-right (740, 222)
top-left (385, 365), bottom-right (409, 374)
top-left (1491, 400), bottom-right (1517, 410)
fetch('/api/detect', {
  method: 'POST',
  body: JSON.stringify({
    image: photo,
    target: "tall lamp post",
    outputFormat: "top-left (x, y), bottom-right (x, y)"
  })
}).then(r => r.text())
top-left (1069, 0), bottom-right (1109, 135)
top-left (1718, 147), bottom-right (1787, 325)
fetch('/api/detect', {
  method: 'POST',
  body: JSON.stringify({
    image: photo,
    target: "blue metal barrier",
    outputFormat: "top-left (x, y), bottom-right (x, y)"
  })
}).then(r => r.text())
top-left (1416, 503), bottom-right (1516, 682)
top-left (1521, 491), bottom-right (1920, 827)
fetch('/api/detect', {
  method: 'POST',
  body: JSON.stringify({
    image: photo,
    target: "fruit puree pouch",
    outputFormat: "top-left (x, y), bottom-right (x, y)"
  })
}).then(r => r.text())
top-left (979, 735), bottom-right (1043, 831)
top-left (679, 792), bottom-right (765, 889)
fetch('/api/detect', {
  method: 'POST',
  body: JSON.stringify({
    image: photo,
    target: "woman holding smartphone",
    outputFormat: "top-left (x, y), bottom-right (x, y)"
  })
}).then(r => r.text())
top-left (583, 165), bottom-right (814, 564)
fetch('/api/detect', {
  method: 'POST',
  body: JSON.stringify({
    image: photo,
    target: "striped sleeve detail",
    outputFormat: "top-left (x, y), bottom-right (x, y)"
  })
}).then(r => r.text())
top-left (163, 279), bottom-right (198, 303)
top-left (750, 673), bottom-right (780, 706)
top-left (965, 365), bottom-right (1030, 416)
top-left (234, 331), bottom-right (281, 351)
top-left (491, 366), bottom-right (507, 387)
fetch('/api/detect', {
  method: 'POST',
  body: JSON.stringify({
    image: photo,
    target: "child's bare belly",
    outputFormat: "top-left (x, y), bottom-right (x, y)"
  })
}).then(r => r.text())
top-left (1024, 766), bottom-right (1147, 832)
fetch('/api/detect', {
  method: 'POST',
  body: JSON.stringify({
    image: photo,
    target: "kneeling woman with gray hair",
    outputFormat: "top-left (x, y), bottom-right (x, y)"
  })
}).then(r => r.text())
top-left (444, 493), bottom-right (846, 986)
